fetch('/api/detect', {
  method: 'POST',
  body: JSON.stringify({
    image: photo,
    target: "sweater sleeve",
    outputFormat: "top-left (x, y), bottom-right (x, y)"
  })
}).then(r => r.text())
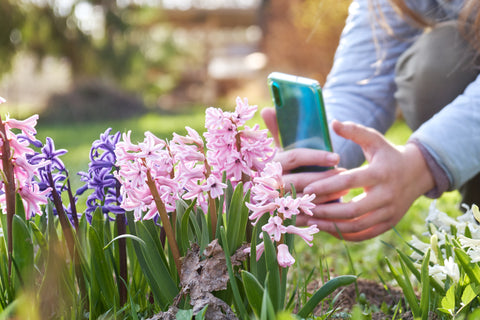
top-left (409, 77), bottom-right (480, 190)
top-left (323, 0), bottom-right (423, 169)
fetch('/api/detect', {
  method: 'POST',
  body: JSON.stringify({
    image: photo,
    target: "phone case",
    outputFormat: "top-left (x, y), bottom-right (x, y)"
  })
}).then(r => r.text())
top-left (268, 72), bottom-right (333, 172)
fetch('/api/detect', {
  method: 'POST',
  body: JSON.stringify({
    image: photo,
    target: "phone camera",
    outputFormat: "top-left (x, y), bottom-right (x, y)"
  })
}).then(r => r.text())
top-left (272, 83), bottom-right (283, 108)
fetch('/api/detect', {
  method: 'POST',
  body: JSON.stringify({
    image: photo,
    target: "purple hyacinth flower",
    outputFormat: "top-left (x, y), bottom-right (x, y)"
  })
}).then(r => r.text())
top-left (77, 128), bottom-right (124, 218)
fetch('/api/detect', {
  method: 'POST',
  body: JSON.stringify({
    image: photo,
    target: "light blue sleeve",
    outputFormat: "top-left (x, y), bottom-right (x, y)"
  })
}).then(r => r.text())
top-left (323, 0), bottom-right (423, 168)
top-left (410, 78), bottom-right (480, 189)
top-left (324, 0), bottom-right (480, 189)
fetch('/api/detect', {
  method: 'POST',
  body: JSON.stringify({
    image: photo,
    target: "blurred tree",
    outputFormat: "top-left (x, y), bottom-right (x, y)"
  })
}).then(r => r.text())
top-left (261, 0), bottom-right (350, 84)
top-left (1, 0), bottom-right (186, 106)
top-left (0, 0), bottom-right (25, 75)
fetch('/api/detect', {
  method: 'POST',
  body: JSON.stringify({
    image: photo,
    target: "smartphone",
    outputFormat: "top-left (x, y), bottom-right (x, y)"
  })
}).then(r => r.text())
top-left (267, 72), bottom-right (333, 172)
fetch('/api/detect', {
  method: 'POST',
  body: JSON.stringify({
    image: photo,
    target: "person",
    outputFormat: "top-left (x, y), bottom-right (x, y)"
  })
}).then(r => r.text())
top-left (261, 0), bottom-right (480, 241)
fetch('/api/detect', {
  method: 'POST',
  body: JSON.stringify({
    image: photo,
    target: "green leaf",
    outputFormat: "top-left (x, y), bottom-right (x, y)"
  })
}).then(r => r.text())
top-left (385, 258), bottom-right (420, 317)
top-left (297, 275), bottom-right (356, 318)
top-left (455, 248), bottom-right (480, 286)
top-left (175, 309), bottom-right (193, 320)
top-left (420, 249), bottom-right (430, 320)
top-left (126, 211), bottom-right (177, 310)
top-left (103, 234), bottom-right (146, 250)
top-left (262, 231), bottom-right (281, 312)
top-left (226, 183), bottom-right (249, 255)
top-left (241, 270), bottom-right (264, 317)
top-left (194, 305), bottom-right (208, 320)
top-left (180, 200), bottom-right (196, 255)
top-left (260, 276), bottom-right (276, 320)
top-left (88, 224), bottom-right (117, 315)
top-left (12, 214), bottom-right (34, 289)
top-left (29, 220), bottom-right (47, 254)
top-left (219, 226), bottom-right (248, 319)
top-left (15, 193), bottom-right (26, 221)
top-left (440, 285), bottom-right (455, 315)
top-left (461, 283), bottom-right (480, 307)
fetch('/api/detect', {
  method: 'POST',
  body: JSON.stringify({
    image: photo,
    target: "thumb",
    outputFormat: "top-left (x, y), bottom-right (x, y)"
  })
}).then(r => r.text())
top-left (332, 120), bottom-right (386, 151)
top-left (261, 107), bottom-right (281, 147)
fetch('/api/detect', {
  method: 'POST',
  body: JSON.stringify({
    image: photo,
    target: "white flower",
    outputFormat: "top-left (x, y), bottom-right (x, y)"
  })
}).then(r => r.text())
top-left (409, 235), bottom-right (437, 264)
top-left (458, 235), bottom-right (480, 263)
top-left (429, 257), bottom-right (460, 285)
top-left (444, 256), bottom-right (460, 284)
top-left (426, 201), bottom-right (459, 233)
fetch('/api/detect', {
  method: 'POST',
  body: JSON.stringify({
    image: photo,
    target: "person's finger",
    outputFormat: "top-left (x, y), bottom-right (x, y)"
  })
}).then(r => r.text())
top-left (309, 189), bottom-right (389, 220)
top-left (308, 205), bottom-right (392, 235)
top-left (275, 148), bottom-right (340, 172)
top-left (310, 189), bottom-right (349, 204)
top-left (303, 166), bottom-right (381, 196)
top-left (283, 167), bottom-right (345, 193)
top-left (332, 120), bottom-right (388, 153)
top-left (322, 220), bottom-right (397, 242)
top-left (261, 107), bottom-right (280, 147)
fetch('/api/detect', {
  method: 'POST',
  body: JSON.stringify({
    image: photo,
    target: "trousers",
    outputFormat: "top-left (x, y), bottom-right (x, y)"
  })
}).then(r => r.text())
top-left (394, 20), bottom-right (480, 206)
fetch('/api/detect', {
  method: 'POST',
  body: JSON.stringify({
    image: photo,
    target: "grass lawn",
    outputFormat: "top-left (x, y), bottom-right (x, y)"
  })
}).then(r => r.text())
top-left (33, 105), bottom-right (462, 284)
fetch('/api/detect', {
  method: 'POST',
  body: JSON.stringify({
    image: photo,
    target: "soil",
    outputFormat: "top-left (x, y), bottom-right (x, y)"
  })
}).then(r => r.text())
top-left (309, 278), bottom-right (440, 320)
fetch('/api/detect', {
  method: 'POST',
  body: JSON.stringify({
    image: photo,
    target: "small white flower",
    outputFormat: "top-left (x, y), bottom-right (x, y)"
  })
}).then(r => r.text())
top-left (429, 264), bottom-right (446, 283)
top-left (426, 201), bottom-right (459, 233)
top-left (458, 235), bottom-right (480, 263)
top-left (429, 257), bottom-right (460, 285)
top-left (444, 256), bottom-right (460, 283)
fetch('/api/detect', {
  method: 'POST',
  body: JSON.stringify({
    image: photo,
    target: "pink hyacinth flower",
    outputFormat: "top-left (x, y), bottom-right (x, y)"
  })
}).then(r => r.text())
top-left (262, 216), bottom-right (286, 242)
top-left (233, 97), bottom-right (257, 125)
top-left (243, 241), bottom-right (265, 262)
top-left (202, 175), bottom-right (227, 199)
top-left (285, 224), bottom-right (319, 246)
top-left (0, 96), bottom-right (6, 104)
top-left (4, 114), bottom-right (39, 141)
top-left (277, 244), bottom-right (295, 268)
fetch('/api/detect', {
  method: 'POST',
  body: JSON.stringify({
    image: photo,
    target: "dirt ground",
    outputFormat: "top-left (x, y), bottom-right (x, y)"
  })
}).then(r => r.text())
top-left (310, 278), bottom-right (440, 320)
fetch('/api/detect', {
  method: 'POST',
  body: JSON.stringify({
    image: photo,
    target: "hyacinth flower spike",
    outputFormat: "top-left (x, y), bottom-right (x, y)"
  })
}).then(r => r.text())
top-left (77, 128), bottom-right (127, 304)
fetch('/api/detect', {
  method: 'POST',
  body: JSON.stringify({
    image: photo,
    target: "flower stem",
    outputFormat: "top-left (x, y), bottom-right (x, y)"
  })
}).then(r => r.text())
top-left (0, 117), bottom-right (15, 277)
top-left (115, 179), bottom-right (128, 306)
top-left (145, 170), bottom-right (182, 277)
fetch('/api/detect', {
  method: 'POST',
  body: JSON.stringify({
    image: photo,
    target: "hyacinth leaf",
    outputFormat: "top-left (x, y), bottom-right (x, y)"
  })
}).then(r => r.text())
top-left (219, 226), bottom-right (248, 320)
top-left (297, 275), bottom-right (357, 318)
top-left (241, 270), bottom-right (264, 317)
top-left (179, 200), bottom-right (196, 255)
top-left (88, 224), bottom-right (118, 315)
top-left (385, 258), bottom-right (420, 317)
top-left (262, 231), bottom-right (282, 312)
top-left (249, 213), bottom-right (269, 282)
top-left (226, 183), bottom-right (250, 255)
top-left (396, 248), bottom-right (445, 296)
top-left (396, 249), bottom-right (421, 280)
top-left (454, 247), bottom-right (480, 285)
top-left (12, 214), bottom-right (34, 290)
top-left (14, 193), bottom-right (26, 221)
top-left (420, 249), bottom-right (431, 320)
top-left (126, 211), bottom-right (177, 309)
top-left (136, 221), bottom-right (179, 291)
top-left (260, 275), bottom-right (276, 320)
top-left (29, 220), bottom-right (47, 255)
top-left (104, 234), bottom-right (146, 250)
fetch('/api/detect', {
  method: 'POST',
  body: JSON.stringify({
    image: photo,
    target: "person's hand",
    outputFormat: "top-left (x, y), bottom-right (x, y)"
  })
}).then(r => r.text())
top-left (295, 120), bottom-right (435, 241)
top-left (261, 107), bottom-right (347, 202)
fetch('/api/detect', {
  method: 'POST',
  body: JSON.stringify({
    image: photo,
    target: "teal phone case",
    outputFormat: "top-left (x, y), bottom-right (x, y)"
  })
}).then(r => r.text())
top-left (268, 71), bottom-right (332, 152)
